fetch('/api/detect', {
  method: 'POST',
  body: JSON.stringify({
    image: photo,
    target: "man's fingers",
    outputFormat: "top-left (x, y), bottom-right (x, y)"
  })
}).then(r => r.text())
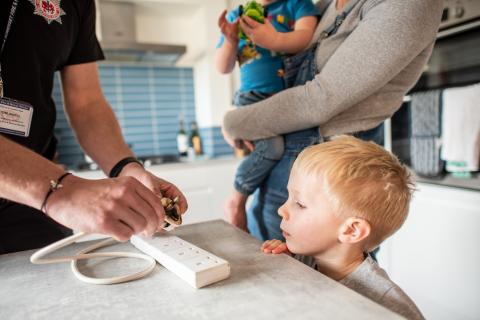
top-left (133, 182), bottom-right (166, 229)
top-left (173, 190), bottom-right (188, 214)
top-left (115, 205), bottom-right (148, 235)
top-left (107, 220), bottom-right (135, 242)
top-left (128, 191), bottom-right (159, 235)
top-left (161, 184), bottom-right (188, 215)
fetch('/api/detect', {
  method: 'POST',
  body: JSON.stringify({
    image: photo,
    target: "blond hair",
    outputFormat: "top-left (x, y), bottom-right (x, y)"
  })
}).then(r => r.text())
top-left (292, 135), bottom-right (415, 250)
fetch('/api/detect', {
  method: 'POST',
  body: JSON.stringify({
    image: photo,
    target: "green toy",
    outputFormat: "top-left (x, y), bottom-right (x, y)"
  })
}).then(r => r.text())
top-left (238, 0), bottom-right (266, 41)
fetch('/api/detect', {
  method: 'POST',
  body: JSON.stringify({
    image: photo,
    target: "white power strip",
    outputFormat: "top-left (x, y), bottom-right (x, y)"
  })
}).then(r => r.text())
top-left (130, 234), bottom-right (231, 288)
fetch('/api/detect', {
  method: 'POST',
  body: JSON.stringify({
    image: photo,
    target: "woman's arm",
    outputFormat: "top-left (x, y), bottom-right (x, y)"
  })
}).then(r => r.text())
top-left (223, 0), bottom-right (443, 141)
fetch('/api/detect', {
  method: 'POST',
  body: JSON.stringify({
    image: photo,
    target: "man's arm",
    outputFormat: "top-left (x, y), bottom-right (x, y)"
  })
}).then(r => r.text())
top-left (0, 135), bottom-right (65, 209)
top-left (223, 0), bottom-right (443, 141)
top-left (60, 61), bottom-right (188, 215)
top-left (0, 135), bottom-right (165, 240)
top-left (60, 62), bottom-right (133, 175)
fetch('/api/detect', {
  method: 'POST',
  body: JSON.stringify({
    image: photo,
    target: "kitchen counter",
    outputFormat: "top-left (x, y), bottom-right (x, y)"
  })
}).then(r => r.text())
top-left (0, 220), bottom-right (401, 320)
top-left (72, 156), bottom-right (239, 180)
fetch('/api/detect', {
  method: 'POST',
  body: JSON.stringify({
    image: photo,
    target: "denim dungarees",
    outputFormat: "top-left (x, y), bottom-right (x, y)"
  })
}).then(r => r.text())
top-left (246, 0), bottom-right (384, 241)
top-left (246, 43), bottom-right (323, 240)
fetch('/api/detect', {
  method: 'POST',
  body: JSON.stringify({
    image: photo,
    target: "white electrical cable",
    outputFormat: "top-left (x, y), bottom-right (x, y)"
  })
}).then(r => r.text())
top-left (30, 232), bottom-right (156, 285)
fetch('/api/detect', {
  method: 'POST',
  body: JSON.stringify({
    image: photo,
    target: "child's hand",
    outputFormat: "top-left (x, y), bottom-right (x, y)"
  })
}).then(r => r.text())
top-left (261, 239), bottom-right (291, 255)
top-left (239, 16), bottom-right (278, 49)
top-left (218, 10), bottom-right (239, 45)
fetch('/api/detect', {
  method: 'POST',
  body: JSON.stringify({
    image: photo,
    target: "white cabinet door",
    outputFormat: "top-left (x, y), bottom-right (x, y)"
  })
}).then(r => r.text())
top-left (377, 184), bottom-right (480, 320)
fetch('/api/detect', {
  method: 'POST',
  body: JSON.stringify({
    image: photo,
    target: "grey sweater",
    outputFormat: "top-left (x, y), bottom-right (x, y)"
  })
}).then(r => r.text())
top-left (296, 255), bottom-right (425, 320)
top-left (223, 0), bottom-right (443, 140)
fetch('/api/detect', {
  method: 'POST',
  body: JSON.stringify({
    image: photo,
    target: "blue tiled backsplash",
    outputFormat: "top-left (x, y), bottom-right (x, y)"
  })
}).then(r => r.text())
top-left (53, 64), bottom-right (232, 169)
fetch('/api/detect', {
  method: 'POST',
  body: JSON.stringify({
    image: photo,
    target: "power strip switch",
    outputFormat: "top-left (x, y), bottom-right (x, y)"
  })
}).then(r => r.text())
top-left (130, 234), bottom-right (231, 288)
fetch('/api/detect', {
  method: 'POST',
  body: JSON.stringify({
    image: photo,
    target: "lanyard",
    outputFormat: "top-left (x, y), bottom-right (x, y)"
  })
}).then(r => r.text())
top-left (320, 0), bottom-right (360, 39)
top-left (0, 0), bottom-right (19, 98)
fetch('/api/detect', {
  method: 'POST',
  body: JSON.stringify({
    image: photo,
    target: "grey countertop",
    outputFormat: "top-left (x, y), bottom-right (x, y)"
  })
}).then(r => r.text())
top-left (0, 220), bottom-right (401, 320)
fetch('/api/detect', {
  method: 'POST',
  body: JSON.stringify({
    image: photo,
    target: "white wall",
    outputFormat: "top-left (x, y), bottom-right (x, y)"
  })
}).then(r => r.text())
top-left (135, 3), bottom-right (205, 66)
top-left (133, 0), bottom-right (236, 129)
top-left (377, 184), bottom-right (480, 320)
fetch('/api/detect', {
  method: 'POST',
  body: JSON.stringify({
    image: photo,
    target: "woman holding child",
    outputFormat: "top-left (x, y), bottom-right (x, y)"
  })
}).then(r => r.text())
top-left (220, 0), bottom-right (443, 241)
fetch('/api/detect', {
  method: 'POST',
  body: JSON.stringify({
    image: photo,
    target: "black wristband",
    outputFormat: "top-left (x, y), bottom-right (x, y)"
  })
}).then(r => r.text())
top-left (41, 172), bottom-right (72, 214)
top-left (109, 157), bottom-right (143, 178)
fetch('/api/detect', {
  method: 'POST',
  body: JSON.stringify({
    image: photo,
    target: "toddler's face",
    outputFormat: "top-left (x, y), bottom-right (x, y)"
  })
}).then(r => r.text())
top-left (278, 170), bottom-right (344, 256)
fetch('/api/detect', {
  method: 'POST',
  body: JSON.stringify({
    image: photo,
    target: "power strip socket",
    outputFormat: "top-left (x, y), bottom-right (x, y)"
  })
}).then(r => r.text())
top-left (130, 234), bottom-right (231, 288)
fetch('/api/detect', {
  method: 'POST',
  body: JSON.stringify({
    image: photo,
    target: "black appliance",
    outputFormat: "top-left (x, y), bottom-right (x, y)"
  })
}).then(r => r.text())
top-left (412, 0), bottom-right (480, 92)
top-left (392, 0), bottom-right (480, 169)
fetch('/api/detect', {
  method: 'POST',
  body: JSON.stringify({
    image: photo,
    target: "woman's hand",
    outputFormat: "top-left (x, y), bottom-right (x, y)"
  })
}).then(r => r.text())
top-left (239, 16), bottom-right (279, 50)
top-left (222, 124), bottom-right (236, 148)
top-left (222, 125), bottom-right (255, 152)
top-left (218, 10), bottom-right (239, 45)
top-left (261, 239), bottom-right (291, 255)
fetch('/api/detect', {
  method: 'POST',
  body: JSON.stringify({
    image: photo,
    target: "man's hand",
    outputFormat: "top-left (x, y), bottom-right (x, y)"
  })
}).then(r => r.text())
top-left (119, 163), bottom-right (188, 216)
top-left (45, 175), bottom-right (167, 241)
top-left (239, 16), bottom-right (279, 50)
top-left (218, 10), bottom-right (239, 45)
top-left (261, 239), bottom-right (291, 255)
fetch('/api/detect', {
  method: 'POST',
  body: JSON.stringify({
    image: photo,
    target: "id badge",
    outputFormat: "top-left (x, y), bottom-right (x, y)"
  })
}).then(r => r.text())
top-left (0, 97), bottom-right (33, 137)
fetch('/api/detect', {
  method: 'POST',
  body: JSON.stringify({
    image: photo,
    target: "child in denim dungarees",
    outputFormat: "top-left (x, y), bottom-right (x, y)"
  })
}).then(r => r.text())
top-left (216, 0), bottom-right (319, 230)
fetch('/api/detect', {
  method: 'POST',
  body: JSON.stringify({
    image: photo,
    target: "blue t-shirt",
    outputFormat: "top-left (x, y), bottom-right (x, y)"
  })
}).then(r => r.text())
top-left (218, 0), bottom-right (319, 94)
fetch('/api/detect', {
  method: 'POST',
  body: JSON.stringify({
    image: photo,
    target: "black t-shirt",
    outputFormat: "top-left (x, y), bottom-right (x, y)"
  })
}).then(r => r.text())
top-left (0, 0), bottom-right (104, 158)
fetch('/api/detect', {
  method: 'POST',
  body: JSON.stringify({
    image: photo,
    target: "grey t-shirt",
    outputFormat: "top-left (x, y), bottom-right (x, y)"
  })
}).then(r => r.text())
top-left (295, 255), bottom-right (425, 320)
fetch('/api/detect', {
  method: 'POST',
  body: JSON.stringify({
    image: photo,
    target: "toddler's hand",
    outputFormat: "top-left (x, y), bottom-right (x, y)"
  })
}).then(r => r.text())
top-left (218, 10), bottom-right (239, 44)
top-left (239, 16), bottom-right (278, 49)
top-left (261, 239), bottom-right (291, 255)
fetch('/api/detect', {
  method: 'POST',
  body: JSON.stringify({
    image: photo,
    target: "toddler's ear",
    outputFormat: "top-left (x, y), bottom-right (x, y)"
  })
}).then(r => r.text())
top-left (337, 218), bottom-right (371, 244)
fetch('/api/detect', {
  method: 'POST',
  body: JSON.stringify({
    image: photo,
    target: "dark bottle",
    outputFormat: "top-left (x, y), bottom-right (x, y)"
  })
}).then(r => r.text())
top-left (176, 119), bottom-right (188, 157)
top-left (189, 121), bottom-right (203, 156)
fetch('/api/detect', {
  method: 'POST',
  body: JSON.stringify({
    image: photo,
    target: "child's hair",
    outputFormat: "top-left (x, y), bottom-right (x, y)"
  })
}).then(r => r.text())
top-left (291, 135), bottom-right (415, 251)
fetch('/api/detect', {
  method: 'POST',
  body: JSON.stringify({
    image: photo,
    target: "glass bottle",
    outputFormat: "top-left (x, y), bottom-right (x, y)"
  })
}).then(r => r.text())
top-left (189, 121), bottom-right (203, 156)
top-left (177, 119), bottom-right (188, 157)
